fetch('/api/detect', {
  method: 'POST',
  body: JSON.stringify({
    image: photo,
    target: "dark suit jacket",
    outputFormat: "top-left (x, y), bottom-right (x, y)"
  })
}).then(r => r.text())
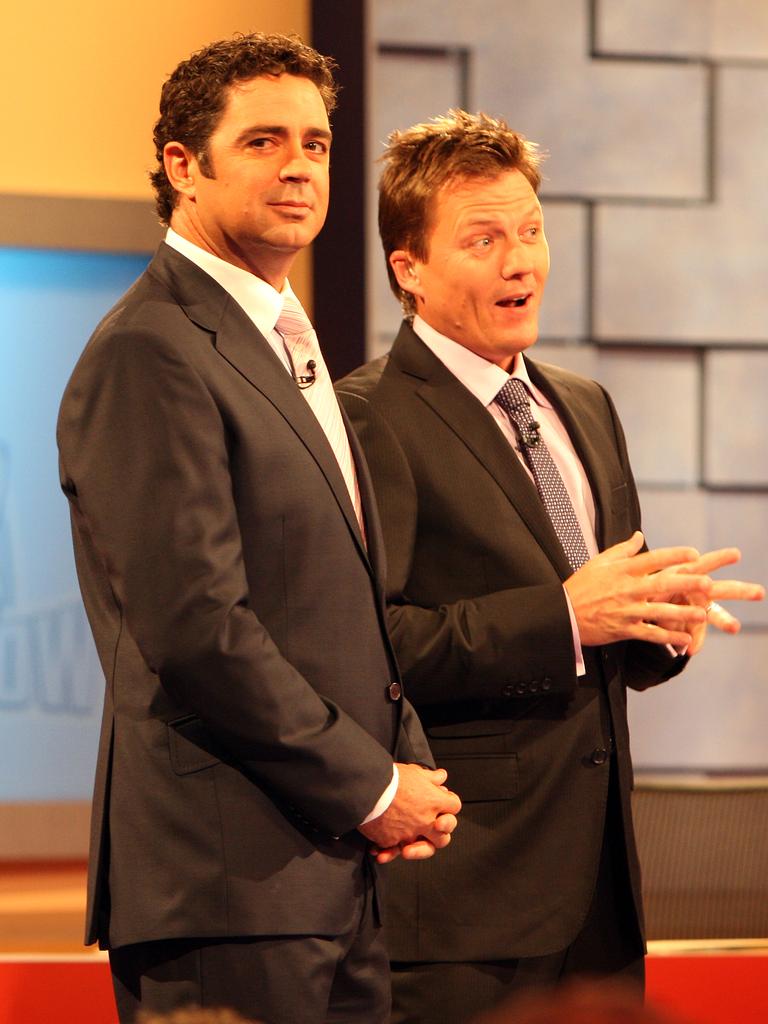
top-left (337, 320), bottom-right (686, 962)
top-left (57, 245), bottom-right (431, 951)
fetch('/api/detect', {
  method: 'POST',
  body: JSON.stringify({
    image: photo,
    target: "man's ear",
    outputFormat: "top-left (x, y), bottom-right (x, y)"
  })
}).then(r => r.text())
top-left (390, 250), bottom-right (423, 299)
top-left (163, 142), bottom-right (198, 201)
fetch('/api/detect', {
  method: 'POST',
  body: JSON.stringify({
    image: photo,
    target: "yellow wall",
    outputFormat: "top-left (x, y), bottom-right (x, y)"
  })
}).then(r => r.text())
top-left (1, 0), bottom-right (313, 292)
top-left (2, 0), bottom-right (309, 198)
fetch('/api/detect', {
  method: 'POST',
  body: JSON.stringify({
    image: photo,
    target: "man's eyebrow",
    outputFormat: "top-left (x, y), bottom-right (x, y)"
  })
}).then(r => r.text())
top-left (234, 124), bottom-right (333, 145)
top-left (462, 206), bottom-right (543, 227)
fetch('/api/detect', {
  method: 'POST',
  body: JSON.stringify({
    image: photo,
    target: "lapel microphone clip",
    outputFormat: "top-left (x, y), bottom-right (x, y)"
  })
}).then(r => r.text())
top-left (295, 359), bottom-right (317, 389)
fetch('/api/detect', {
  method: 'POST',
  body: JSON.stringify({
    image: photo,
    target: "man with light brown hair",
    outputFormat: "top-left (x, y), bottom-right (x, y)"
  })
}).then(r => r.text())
top-left (338, 109), bottom-right (762, 1023)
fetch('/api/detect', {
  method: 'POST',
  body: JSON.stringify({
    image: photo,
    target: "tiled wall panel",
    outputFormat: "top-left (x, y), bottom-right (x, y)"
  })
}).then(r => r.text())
top-left (369, 48), bottom-right (467, 356)
top-left (636, 487), bottom-right (709, 552)
top-left (531, 342), bottom-right (599, 381)
top-left (704, 351), bottom-right (768, 486)
top-left (594, 66), bottom-right (768, 344)
top-left (597, 0), bottom-right (768, 61)
top-left (707, 493), bottom-right (768, 627)
top-left (536, 202), bottom-right (588, 342)
top-left (628, 633), bottom-right (768, 769)
top-left (596, 0), bottom-right (711, 57)
top-left (598, 350), bottom-right (700, 486)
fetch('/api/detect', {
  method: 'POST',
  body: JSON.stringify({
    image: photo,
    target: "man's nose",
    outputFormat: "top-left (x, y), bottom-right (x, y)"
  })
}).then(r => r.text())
top-left (500, 239), bottom-right (533, 279)
top-left (279, 144), bottom-right (313, 182)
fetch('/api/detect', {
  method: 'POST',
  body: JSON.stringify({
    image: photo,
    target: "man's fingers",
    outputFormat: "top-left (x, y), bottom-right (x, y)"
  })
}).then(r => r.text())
top-left (710, 579), bottom-right (766, 602)
top-left (642, 574), bottom-right (712, 602)
top-left (707, 602), bottom-right (741, 635)
top-left (687, 624), bottom-right (707, 655)
top-left (678, 547), bottom-right (741, 575)
top-left (375, 832), bottom-right (451, 864)
top-left (625, 545), bottom-right (702, 576)
top-left (428, 830), bottom-right (452, 849)
top-left (629, 621), bottom-right (693, 648)
top-left (370, 845), bottom-right (400, 864)
top-left (598, 530), bottom-right (645, 562)
top-left (643, 601), bottom-right (707, 626)
top-left (399, 839), bottom-right (441, 861)
top-left (433, 813), bottom-right (458, 835)
top-left (433, 787), bottom-right (462, 816)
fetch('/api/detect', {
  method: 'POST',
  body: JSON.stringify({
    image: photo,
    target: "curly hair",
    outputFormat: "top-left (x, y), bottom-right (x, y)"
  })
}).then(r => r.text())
top-left (150, 32), bottom-right (338, 224)
top-left (378, 110), bottom-right (543, 316)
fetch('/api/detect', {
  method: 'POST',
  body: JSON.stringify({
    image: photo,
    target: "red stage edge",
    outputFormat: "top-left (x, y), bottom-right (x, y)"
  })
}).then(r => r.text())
top-left (1, 948), bottom-right (767, 1024)
top-left (0, 955), bottom-right (116, 1024)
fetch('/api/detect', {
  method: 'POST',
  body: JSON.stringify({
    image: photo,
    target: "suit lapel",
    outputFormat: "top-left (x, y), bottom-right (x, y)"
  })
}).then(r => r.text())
top-left (390, 324), bottom-right (573, 578)
top-left (216, 313), bottom-right (371, 566)
top-left (148, 244), bottom-right (370, 568)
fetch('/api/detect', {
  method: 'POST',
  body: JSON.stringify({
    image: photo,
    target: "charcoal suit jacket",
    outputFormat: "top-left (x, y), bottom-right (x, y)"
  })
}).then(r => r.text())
top-left (57, 244), bottom-right (430, 951)
top-left (337, 320), bottom-right (686, 962)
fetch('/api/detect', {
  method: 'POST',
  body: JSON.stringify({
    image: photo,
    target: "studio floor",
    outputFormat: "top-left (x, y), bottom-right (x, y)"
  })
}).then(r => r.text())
top-left (1, 862), bottom-right (767, 1024)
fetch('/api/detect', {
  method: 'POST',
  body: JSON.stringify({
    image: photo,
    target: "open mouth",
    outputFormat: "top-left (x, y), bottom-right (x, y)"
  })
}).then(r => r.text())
top-left (496, 293), bottom-right (531, 309)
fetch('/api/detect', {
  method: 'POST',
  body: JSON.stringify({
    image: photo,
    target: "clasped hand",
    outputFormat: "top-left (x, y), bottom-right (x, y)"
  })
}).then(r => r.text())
top-left (359, 762), bottom-right (461, 865)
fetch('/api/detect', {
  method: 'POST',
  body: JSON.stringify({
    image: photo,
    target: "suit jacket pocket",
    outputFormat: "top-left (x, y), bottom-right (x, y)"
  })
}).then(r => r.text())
top-left (167, 714), bottom-right (221, 775)
top-left (438, 753), bottom-right (519, 803)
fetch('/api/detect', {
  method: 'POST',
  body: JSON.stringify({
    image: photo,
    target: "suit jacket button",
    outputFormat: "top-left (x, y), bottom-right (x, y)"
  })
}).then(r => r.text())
top-left (388, 681), bottom-right (402, 701)
top-left (502, 684), bottom-right (515, 698)
top-left (541, 678), bottom-right (552, 691)
top-left (590, 747), bottom-right (609, 765)
top-left (514, 682), bottom-right (528, 695)
top-left (530, 680), bottom-right (540, 693)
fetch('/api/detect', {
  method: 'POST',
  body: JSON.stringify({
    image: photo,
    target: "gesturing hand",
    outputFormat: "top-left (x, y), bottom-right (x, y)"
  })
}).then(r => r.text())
top-left (660, 547), bottom-right (765, 654)
top-left (564, 531), bottom-right (711, 648)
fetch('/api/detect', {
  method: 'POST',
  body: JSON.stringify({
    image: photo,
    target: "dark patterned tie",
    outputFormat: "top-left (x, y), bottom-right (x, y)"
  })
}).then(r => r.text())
top-left (495, 377), bottom-right (590, 572)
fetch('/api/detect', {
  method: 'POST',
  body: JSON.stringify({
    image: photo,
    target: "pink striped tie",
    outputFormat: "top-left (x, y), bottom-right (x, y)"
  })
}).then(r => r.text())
top-left (277, 295), bottom-right (364, 537)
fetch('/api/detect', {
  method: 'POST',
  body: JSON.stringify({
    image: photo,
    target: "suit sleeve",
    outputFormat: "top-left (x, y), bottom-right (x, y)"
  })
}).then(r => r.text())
top-left (58, 325), bottom-right (393, 837)
top-left (339, 389), bottom-right (578, 707)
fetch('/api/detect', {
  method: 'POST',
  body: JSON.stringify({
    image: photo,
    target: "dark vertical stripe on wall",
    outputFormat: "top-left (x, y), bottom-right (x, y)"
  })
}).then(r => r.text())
top-left (311, 0), bottom-right (367, 378)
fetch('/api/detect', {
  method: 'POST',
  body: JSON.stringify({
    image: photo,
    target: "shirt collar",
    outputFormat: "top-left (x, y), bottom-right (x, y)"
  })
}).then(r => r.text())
top-left (165, 228), bottom-right (291, 338)
top-left (411, 315), bottom-right (552, 409)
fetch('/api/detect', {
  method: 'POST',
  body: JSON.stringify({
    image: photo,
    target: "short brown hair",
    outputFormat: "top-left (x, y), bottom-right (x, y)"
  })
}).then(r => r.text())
top-left (151, 33), bottom-right (338, 224)
top-left (378, 110), bottom-right (543, 316)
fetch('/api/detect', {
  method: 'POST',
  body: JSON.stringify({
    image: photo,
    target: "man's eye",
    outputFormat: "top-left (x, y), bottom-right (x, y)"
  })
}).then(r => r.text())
top-left (306, 140), bottom-right (328, 154)
top-left (248, 138), bottom-right (273, 149)
top-left (523, 226), bottom-right (540, 239)
top-left (472, 237), bottom-right (492, 249)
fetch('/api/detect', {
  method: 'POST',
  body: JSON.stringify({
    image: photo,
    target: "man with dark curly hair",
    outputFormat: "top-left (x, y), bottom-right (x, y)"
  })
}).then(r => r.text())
top-left (57, 33), bottom-right (460, 1024)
